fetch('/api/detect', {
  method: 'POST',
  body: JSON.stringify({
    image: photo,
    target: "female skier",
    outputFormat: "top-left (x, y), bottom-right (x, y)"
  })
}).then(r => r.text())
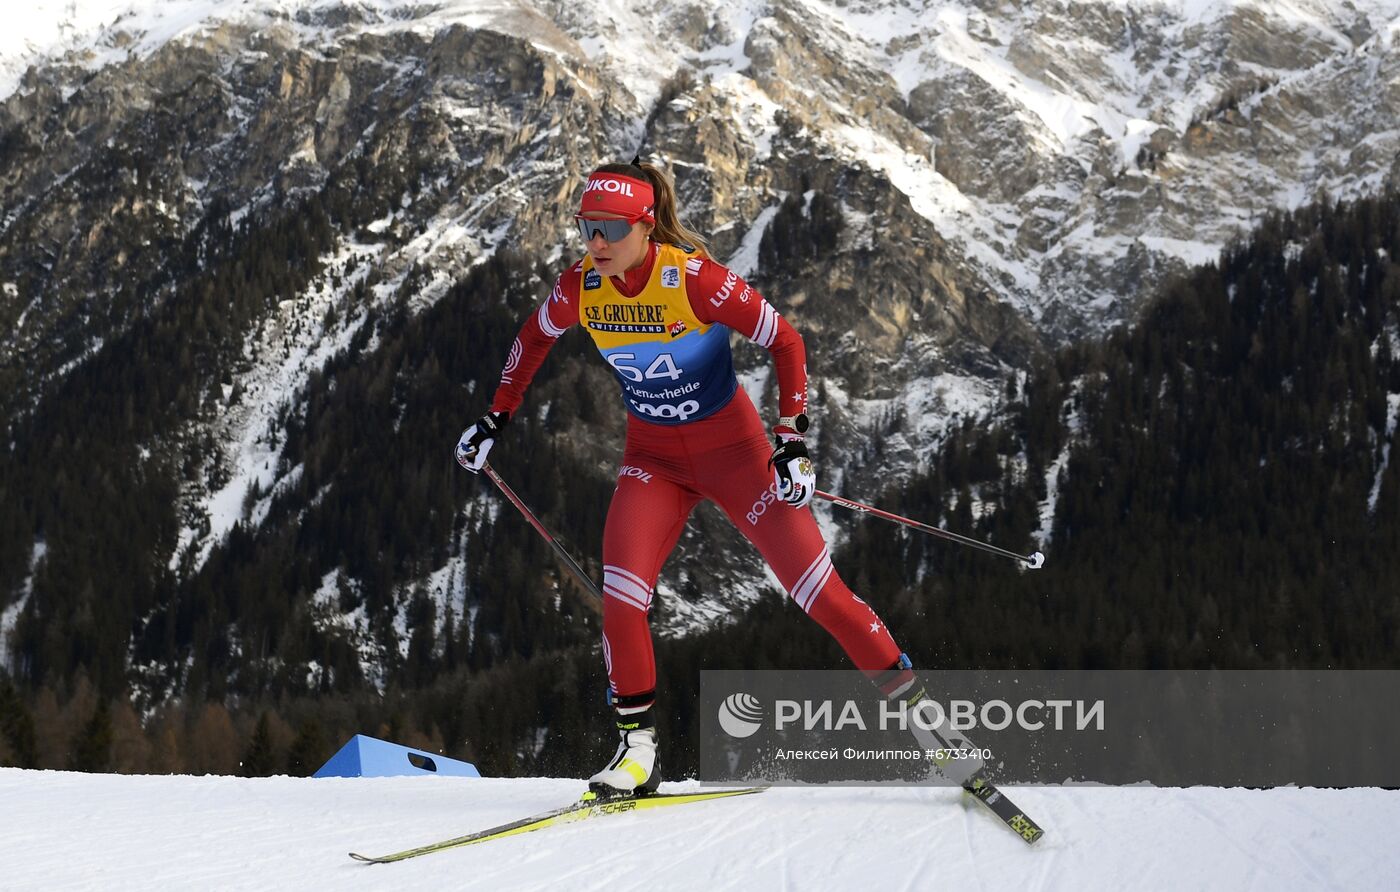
top-left (455, 159), bottom-right (915, 796)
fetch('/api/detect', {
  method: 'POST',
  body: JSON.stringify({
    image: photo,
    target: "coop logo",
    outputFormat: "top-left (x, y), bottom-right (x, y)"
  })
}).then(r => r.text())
top-left (629, 398), bottom-right (701, 421)
top-left (661, 265), bottom-right (680, 288)
top-left (584, 270), bottom-right (602, 290)
top-left (718, 693), bottom-right (765, 739)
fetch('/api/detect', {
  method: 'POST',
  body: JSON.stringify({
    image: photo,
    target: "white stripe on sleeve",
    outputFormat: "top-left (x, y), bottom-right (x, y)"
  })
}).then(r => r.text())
top-left (537, 300), bottom-right (567, 339)
top-left (751, 301), bottom-right (779, 348)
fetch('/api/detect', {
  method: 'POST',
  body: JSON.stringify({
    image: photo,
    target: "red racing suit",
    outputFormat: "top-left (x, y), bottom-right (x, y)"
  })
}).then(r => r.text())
top-left (490, 241), bottom-right (904, 707)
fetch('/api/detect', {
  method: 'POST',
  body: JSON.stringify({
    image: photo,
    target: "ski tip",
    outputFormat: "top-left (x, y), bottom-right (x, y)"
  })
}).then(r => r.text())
top-left (701, 785), bottom-right (769, 796)
top-left (348, 853), bottom-right (381, 864)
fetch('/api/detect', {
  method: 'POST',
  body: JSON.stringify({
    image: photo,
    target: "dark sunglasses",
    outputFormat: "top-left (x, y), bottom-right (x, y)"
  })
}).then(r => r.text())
top-left (575, 216), bottom-right (638, 243)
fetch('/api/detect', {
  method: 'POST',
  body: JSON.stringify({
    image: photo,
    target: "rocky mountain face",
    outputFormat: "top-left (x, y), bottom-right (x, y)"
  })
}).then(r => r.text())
top-left (1, 1), bottom-right (1398, 697)
top-left (1, 17), bottom-right (609, 416)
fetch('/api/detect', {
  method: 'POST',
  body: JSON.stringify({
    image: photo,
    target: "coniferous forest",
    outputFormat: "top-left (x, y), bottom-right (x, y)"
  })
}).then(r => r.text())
top-left (1, 189), bottom-right (1398, 780)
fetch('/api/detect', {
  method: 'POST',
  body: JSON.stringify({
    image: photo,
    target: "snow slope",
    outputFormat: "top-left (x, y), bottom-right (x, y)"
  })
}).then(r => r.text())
top-left (0, 769), bottom-right (1396, 890)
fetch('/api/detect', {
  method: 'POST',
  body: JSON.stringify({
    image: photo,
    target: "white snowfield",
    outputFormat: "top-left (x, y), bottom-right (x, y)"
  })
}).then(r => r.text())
top-left (0, 770), bottom-right (1396, 890)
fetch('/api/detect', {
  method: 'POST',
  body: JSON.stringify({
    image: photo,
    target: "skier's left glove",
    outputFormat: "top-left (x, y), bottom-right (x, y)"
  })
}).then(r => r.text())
top-left (768, 414), bottom-right (815, 509)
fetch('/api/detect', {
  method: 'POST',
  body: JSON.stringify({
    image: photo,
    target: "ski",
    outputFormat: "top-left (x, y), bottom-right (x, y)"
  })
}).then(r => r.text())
top-left (962, 773), bottom-right (1045, 845)
top-left (926, 746), bottom-right (1046, 845)
top-left (348, 786), bottom-right (768, 864)
top-left (907, 687), bottom-right (1047, 845)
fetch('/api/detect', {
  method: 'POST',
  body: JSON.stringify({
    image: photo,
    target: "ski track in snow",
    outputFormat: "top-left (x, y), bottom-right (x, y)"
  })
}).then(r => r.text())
top-left (0, 771), bottom-right (1397, 890)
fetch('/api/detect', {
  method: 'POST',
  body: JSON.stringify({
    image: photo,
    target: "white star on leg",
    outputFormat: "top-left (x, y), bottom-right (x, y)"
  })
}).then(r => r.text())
top-left (869, 622), bottom-right (881, 633)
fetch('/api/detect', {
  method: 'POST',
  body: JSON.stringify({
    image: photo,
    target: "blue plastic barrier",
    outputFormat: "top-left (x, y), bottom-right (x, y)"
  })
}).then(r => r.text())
top-left (313, 734), bottom-right (481, 778)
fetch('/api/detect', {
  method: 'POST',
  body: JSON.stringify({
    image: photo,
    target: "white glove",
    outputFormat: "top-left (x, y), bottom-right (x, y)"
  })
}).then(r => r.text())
top-left (455, 410), bottom-right (509, 473)
top-left (768, 434), bottom-right (816, 508)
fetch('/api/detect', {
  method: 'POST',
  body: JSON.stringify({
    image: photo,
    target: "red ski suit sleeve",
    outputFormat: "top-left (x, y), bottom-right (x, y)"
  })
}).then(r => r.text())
top-left (685, 256), bottom-right (809, 421)
top-left (488, 266), bottom-right (582, 417)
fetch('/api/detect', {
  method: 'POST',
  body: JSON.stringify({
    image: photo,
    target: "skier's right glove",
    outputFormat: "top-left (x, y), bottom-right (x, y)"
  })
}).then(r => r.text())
top-left (455, 410), bottom-right (509, 473)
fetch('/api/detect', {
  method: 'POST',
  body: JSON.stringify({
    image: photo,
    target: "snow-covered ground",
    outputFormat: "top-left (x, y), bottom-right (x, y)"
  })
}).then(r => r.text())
top-left (0, 769), bottom-right (1396, 890)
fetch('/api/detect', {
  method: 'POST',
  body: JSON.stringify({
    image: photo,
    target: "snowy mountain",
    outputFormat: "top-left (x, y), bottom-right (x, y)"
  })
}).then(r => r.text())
top-left (2, 768), bottom-right (1398, 890)
top-left (9, 1), bottom-right (1400, 332)
top-left (2, 1), bottom-right (1399, 712)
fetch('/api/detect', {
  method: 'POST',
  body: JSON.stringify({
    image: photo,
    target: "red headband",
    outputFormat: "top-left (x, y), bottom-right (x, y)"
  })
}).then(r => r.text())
top-left (579, 172), bottom-right (655, 222)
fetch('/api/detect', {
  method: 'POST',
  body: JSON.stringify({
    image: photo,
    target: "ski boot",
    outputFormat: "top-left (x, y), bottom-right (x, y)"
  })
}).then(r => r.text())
top-left (877, 653), bottom-right (984, 784)
top-left (588, 705), bottom-right (660, 799)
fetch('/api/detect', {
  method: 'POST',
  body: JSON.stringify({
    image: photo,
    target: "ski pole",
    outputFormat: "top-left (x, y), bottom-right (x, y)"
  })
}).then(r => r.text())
top-left (814, 490), bottom-right (1045, 569)
top-left (482, 462), bottom-right (604, 603)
